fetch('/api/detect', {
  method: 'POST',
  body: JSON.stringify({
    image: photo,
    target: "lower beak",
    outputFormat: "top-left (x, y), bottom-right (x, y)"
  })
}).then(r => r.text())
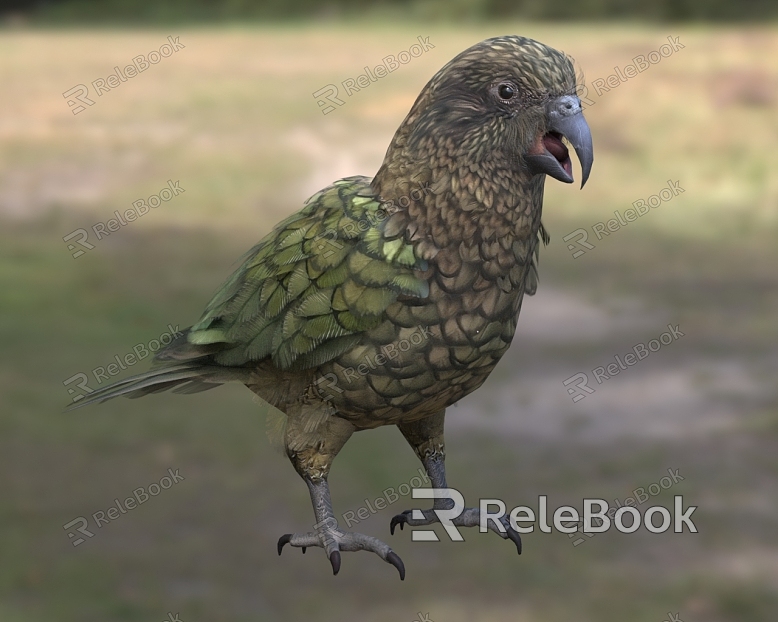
top-left (524, 95), bottom-right (594, 188)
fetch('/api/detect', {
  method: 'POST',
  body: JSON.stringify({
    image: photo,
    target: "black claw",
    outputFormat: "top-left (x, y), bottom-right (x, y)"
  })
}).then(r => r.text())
top-left (506, 528), bottom-right (522, 555)
top-left (277, 534), bottom-right (292, 556)
top-left (390, 513), bottom-right (407, 535)
top-left (386, 551), bottom-right (405, 580)
top-left (301, 547), bottom-right (306, 554)
top-left (329, 550), bottom-right (341, 576)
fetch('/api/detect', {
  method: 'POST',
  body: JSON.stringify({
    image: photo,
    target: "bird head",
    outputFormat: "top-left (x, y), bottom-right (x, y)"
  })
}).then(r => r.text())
top-left (382, 35), bottom-right (593, 190)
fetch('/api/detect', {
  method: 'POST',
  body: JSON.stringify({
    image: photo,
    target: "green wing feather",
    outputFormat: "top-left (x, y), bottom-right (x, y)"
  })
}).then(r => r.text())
top-left (185, 176), bottom-right (428, 371)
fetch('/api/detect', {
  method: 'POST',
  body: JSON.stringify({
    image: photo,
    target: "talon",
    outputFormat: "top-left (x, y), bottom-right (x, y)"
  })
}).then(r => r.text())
top-left (386, 551), bottom-right (405, 580)
top-left (302, 547), bottom-right (306, 554)
top-left (390, 513), bottom-right (407, 535)
top-left (506, 528), bottom-right (522, 555)
top-left (329, 550), bottom-right (341, 575)
top-left (277, 534), bottom-right (292, 556)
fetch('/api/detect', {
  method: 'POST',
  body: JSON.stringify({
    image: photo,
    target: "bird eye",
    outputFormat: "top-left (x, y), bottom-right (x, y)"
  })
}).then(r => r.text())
top-left (497, 83), bottom-right (516, 100)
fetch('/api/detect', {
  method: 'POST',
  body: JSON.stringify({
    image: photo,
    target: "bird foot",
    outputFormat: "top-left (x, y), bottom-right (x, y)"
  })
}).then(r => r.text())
top-left (278, 525), bottom-right (405, 580)
top-left (390, 506), bottom-right (522, 554)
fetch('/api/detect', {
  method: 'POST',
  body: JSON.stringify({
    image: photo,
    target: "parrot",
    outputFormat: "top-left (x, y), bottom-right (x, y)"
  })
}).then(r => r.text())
top-left (68, 35), bottom-right (594, 580)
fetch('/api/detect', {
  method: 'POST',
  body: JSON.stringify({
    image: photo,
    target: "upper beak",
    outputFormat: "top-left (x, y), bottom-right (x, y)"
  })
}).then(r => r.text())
top-left (524, 95), bottom-right (594, 188)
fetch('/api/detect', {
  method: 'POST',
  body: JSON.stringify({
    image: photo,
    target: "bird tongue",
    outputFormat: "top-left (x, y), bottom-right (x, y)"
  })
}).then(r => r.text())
top-left (543, 132), bottom-right (569, 162)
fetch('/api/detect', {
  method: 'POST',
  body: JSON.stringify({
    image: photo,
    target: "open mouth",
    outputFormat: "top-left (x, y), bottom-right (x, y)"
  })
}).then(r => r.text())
top-left (542, 132), bottom-right (572, 178)
top-left (524, 97), bottom-right (593, 188)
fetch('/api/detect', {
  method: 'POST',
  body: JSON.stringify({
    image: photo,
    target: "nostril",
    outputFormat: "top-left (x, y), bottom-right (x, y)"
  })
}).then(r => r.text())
top-left (550, 97), bottom-right (581, 118)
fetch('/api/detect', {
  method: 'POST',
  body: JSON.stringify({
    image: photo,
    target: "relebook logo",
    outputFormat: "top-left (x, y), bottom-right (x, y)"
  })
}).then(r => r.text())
top-left (408, 489), bottom-right (698, 542)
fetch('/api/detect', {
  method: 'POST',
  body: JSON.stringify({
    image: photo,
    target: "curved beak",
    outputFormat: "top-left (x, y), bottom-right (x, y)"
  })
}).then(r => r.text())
top-left (524, 95), bottom-right (594, 188)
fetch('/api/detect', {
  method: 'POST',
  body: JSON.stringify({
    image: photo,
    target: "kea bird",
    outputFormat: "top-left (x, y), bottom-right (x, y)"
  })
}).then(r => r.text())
top-left (69, 35), bottom-right (593, 580)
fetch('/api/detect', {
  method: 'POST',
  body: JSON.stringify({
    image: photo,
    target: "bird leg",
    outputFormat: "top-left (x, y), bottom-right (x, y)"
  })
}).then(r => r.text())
top-left (390, 410), bottom-right (522, 554)
top-left (277, 413), bottom-right (405, 579)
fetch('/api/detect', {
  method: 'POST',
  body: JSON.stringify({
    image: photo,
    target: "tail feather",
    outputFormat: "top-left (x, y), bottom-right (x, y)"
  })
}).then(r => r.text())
top-left (65, 363), bottom-right (251, 411)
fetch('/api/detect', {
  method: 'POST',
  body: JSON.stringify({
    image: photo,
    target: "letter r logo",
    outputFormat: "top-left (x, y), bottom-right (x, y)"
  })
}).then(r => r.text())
top-left (562, 228), bottom-right (595, 258)
top-left (410, 488), bottom-right (465, 542)
top-left (312, 84), bottom-right (345, 115)
top-left (63, 372), bottom-right (94, 402)
top-left (563, 372), bottom-right (595, 403)
top-left (63, 229), bottom-right (95, 258)
top-left (62, 84), bottom-right (95, 115)
top-left (63, 516), bottom-right (94, 546)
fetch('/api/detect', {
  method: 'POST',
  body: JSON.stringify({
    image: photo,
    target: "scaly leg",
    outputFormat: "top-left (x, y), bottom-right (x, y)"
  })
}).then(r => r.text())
top-left (390, 410), bottom-right (522, 554)
top-left (276, 413), bottom-right (405, 579)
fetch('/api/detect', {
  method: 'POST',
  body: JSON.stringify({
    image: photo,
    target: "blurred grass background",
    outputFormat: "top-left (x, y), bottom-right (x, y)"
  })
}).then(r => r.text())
top-left (1, 9), bottom-right (777, 622)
